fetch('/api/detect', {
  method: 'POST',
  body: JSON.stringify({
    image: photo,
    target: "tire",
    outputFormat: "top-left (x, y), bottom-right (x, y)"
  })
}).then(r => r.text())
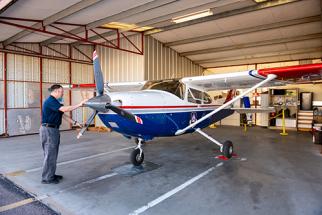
top-left (130, 148), bottom-right (144, 166)
top-left (135, 138), bottom-right (145, 145)
top-left (222, 140), bottom-right (233, 159)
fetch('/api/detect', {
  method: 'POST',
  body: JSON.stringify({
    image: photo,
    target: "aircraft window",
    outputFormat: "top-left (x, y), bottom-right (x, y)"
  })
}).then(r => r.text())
top-left (142, 80), bottom-right (184, 99)
top-left (188, 88), bottom-right (212, 104)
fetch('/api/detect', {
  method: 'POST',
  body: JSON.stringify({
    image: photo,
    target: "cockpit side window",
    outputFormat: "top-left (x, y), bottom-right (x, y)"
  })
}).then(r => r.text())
top-left (188, 88), bottom-right (212, 104)
top-left (142, 79), bottom-right (184, 99)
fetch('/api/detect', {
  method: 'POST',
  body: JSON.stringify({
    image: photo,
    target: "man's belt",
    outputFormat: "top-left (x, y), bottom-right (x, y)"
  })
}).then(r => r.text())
top-left (42, 123), bottom-right (59, 129)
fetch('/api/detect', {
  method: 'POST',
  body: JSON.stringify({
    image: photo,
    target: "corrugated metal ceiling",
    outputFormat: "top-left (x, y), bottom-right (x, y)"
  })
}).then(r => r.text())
top-left (0, 0), bottom-right (321, 68)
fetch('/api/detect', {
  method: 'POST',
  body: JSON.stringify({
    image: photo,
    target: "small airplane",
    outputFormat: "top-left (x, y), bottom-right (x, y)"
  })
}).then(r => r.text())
top-left (66, 51), bottom-right (322, 166)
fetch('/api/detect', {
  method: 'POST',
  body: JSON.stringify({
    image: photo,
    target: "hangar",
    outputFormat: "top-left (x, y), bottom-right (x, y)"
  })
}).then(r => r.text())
top-left (0, 0), bottom-right (322, 214)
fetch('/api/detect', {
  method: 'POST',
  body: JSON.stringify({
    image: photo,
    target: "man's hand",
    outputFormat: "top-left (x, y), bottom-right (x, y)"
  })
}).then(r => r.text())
top-left (79, 99), bottom-right (89, 107)
top-left (59, 99), bottom-right (89, 113)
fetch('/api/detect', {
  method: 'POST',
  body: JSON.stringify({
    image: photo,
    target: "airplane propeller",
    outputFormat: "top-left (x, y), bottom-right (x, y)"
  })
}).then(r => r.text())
top-left (77, 51), bottom-right (142, 139)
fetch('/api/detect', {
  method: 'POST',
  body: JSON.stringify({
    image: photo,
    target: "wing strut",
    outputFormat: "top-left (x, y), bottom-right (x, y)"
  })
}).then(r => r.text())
top-left (175, 74), bottom-right (277, 135)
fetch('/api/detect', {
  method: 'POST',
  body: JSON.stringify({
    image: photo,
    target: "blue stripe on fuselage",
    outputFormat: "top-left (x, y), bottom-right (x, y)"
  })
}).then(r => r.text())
top-left (98, 109), bottom-right (234, 141)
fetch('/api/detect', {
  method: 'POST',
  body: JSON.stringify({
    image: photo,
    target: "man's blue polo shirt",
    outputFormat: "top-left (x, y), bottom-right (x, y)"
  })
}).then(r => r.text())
top-left (42, 95), bottom-right (64, 126)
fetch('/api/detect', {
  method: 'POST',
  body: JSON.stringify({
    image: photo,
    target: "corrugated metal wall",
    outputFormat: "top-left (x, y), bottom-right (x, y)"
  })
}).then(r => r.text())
top-left (42, 44), bottom-right (71, 130)
top-left (71, 45), bottom-right (95, 125)
top-left (97, 34), bottom-right (145, 83)
top-left (0, 43), bottom-right (96, 136)
top-left (144, 36), bottom-right (204, 80)
top-left (0, 52), bottom-right (4, 135)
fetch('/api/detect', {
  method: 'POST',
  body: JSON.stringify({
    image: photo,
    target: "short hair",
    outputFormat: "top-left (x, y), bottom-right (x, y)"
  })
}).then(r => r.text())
top-left (48, 84), bottom-right (63, 92)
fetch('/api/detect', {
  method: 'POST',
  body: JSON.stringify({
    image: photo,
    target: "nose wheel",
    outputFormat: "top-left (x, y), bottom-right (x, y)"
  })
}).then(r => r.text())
top-left (131, 138), bottom-right (144, 166)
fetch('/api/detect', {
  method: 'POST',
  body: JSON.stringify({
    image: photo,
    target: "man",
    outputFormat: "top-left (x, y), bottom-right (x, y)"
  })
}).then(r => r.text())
top-left (40, 84), bottom-right (87, 184)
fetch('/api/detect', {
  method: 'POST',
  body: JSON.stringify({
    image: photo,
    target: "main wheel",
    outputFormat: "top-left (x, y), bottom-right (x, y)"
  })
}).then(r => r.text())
top-left (130, 148), bottom-right (144, 166)
top-left (222, 140), bottom-right (233, 159)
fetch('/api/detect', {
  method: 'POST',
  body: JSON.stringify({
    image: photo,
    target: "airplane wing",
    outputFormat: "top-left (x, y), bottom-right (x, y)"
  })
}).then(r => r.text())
top-left (181, 63), bottom-right (322, 91)
top-left (176, 63), bottom-right (322, 135)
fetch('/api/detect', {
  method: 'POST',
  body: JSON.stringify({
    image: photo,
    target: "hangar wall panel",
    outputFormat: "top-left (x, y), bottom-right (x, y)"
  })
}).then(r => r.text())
top-left (0, 52), bottom-right (3, 80)
top-left (72, 45), bottom-right (94, 61)
top-left (97, 34), bottom-right (145, 83)
top-left (71, 63), bottom-right (94, 125)
top-left (7, 54), bottom-right (40, 81)
top-left (0, 53), bottom-right (3, 135)
top-left (0, 109), bottom-right (3, 135)
top-left (144, 36), bottom-right (204, 80)
top-left (42, 44), bottom-right (70, 58)
top-left (42, 59), bottom-right (69, 83)
top-left (5, 51), bottom-right (42, 135)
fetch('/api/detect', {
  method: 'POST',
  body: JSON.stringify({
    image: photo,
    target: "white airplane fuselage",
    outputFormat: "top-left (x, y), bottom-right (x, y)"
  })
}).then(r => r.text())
top-left (98, 89), bottom-right (234, 141)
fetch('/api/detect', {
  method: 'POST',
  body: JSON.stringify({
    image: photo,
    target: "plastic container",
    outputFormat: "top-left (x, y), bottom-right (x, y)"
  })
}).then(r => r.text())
top-left (313, 127), bottom-right (322, 145)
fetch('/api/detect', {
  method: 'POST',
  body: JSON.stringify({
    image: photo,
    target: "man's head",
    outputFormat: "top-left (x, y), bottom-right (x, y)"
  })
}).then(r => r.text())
top-left (49, 84), bottom-right (64, 99)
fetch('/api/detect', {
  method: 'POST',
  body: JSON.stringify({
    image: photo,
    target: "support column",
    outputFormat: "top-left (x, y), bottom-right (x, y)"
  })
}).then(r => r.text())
top-left (39, 45), bottom-right (43, 121)
top-left (69, 45), bottom-right (73, 128)
top-left (3, 52), bottom-right (8, 137)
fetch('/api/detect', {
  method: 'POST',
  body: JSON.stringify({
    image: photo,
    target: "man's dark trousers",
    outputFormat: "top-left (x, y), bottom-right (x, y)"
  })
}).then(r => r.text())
top-left (40, 126), bottom-right (60, 181)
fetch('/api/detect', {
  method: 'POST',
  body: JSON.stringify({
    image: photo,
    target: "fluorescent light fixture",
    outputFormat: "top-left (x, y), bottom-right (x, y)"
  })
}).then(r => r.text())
top-left (101, 22), bottom-right (154, 32)
top-left (172, 9), bottom-right (213, 24)
top-left (253, 0), bottom-right (269, 2)
top-left (0, 0), bottom-right (14, 10)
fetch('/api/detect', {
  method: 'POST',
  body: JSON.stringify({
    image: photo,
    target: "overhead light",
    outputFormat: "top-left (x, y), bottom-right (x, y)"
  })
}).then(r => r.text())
top-left (0, 0), bottom-right (14, 10)
top-left (253, 0), bottom-right (269, 2)
top-left (101, 22), bottom-right (154, 32)
top-left (102, 22), bottom-right (136, 30)
top-left (133, 26), bottom-right (154, 32)
top-left (172, 9), bottom-right (213, 24)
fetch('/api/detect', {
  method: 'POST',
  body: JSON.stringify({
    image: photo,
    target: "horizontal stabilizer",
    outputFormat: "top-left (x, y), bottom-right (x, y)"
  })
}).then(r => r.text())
top-left (231, 107), bottom-right (275, 113)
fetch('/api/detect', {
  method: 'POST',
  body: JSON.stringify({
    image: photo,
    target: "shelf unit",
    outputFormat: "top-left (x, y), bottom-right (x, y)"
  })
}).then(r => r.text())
top-left (268, 88), bottom-right (299, 131)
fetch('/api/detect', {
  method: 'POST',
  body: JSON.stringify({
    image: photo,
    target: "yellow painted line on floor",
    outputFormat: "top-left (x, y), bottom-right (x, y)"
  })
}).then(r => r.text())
top-left (0, 172), bottom-right (118, 212)
top-left (0, 198), bottom-right (35, 212)
top-left (5, 170), bottom-right (26, 176)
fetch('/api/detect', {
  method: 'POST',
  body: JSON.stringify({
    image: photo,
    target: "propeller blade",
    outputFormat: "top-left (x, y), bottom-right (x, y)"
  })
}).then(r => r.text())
top-left (93, 50), bottom-right (104, 96)
top-left (77, 110), bottom-right (98, 139)
top-left (107, 105), bottom-right (143, 124)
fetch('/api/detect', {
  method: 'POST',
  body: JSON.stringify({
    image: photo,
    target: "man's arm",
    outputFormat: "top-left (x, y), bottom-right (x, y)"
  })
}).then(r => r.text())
top-left (59, 99), bottom-right (88, 113)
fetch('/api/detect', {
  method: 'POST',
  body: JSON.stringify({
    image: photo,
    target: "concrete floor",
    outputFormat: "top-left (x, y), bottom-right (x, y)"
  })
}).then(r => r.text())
top-left (0, 126), bottom-right (322, 215)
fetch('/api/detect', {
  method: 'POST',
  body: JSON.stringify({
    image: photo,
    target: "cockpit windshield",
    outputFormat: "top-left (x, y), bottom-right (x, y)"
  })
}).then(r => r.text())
top-left (142, 79), bottom-right (184, 99)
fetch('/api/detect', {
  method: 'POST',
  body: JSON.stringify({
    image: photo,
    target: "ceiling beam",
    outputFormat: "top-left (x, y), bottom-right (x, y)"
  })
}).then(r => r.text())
top-left (40, 0), bottom-right (178, 46)
top-left (165, 15), bottom-right (321, 47)
top-left (2, 0), bottom-right (103, 46)
top-left (146, 0), bottom-right (301, 36)
top-left (180, 33), bottom-right (322, 56)
top-left (71, 0), bottom-right (255, 46)
top-left (0, 0), bottom-right (19, 14)
top-left (195, 47), bottom-right (322, 64)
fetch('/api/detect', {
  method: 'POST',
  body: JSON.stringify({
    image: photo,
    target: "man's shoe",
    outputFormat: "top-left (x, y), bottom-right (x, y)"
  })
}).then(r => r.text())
top-left (41, 178), bottom-right (60, 184)
top-left (55, 175), bottom-right (63, 180)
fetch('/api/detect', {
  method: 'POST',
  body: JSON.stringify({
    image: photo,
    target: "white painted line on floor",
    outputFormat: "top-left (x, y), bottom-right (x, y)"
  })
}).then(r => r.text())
top-left (37, 172), bottom-right (118, 201)
top-left (5, 146), bottom-right (135, 176)
top-left (0, 172), bottom-right (118, 213)
top-left (129, 162), bottom-right (224, 215)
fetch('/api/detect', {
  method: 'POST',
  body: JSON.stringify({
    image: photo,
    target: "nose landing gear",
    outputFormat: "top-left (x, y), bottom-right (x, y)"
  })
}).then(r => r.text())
top-left (131, 138), bottom-right (144, 166)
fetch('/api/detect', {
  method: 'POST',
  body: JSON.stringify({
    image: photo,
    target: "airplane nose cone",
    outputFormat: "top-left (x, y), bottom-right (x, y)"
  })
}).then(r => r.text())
top-left (85, 95), bottom-right (111, 113)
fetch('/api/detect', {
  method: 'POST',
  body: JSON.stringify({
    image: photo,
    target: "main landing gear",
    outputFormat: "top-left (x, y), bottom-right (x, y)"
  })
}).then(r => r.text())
top-left (131, 138), bottom-right (145, 166)
top-left (195, 128), bottom-right (233, 159)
